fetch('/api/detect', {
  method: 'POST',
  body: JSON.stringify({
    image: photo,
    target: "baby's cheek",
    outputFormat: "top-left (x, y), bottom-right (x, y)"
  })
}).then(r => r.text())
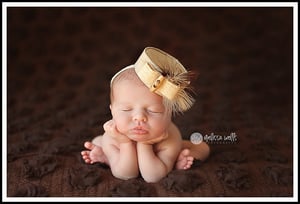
top-left (150, 122), bottom-right (167, 136)
top-left (113, 119), bottom-right (129, 134)
top-left (154, 118), bottom-right (169, 129)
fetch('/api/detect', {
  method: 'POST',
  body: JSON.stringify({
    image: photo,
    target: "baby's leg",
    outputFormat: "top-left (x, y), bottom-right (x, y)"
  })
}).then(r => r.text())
top-left (81, 136), bottom-right (109, 165)
top-left (182, 140), bottom-right (210, 161)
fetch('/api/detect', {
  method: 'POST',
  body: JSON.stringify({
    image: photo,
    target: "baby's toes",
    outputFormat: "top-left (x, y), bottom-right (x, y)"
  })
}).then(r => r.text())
top-left (183, 160), bottom-right (194, 170)
top-left (187, 156), bottom-right (194, 162)
top-left (84, 141), bottom-right (95, 150)
top-left (183, 165), bottom-right (190, 170)
top-left (81, 150), bottom-right (89, 156)
top-left (84, 157), bottom-right (93, 164)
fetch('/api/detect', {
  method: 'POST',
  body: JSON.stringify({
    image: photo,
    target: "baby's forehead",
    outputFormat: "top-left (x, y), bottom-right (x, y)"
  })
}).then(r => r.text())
top-left (111, 67), bottom-right (144, 87)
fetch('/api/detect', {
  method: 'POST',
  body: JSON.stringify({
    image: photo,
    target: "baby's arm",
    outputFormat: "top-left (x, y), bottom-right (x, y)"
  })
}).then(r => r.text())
top-left (102, 121), bottom-right (139, 180)
top-left (136, 124), bottom-right (182, 183)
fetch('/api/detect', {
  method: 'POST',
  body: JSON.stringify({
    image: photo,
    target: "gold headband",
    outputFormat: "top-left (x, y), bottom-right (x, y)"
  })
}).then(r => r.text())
top-left (111, 47), bottom-right (195, 114)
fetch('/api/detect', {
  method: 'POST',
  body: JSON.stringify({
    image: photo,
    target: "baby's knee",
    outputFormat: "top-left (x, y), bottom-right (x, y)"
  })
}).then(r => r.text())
top-left (91, 135), bottom-right (103, 146)
top-left (200, 142), bottom-right (210, 160)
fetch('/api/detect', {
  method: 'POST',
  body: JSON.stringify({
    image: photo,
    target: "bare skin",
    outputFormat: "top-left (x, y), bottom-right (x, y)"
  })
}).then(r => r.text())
top-left (175, 149), bottom-right (194, 170)
top-left (82, 141), bottom-right (107, 164)
top-left (81, 67), bottom-right (210, 182)
top-left (81, 138), bottom-right (208, 170)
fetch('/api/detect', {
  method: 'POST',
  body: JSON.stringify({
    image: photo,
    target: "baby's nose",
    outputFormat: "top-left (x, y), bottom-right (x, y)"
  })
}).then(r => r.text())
top-left (133, 111), bottom-right (147, 122)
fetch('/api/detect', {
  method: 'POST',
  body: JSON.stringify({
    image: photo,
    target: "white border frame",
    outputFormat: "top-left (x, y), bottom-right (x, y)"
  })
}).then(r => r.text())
top-left (2, 2), bottom-right (298, 202)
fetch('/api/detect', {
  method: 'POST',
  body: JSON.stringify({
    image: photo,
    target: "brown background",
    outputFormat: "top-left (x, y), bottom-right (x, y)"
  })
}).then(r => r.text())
top-left (6, 6), bottom-right (294, 198)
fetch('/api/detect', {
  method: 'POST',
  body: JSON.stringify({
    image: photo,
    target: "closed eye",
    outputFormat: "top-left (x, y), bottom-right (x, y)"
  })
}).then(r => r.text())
top-left (122, 109), bottom-right (132, 112)
top-left (148, 110), bottom-right (163, 114)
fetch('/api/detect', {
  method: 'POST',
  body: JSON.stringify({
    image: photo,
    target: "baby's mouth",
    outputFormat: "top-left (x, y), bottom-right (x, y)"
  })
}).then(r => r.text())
top-left (131, 127), bottom-right (148, 135)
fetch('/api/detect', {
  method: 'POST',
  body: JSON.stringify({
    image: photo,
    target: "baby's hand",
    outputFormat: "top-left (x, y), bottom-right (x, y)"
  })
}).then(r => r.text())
top-left (103, 120), bottom-right (131, 143)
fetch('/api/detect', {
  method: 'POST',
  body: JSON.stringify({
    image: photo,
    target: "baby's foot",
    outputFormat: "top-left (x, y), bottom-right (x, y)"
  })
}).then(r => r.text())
top-left (81, 141), bottom-right (108, 165)
top-left (175, 148), bottom-right (194, 170)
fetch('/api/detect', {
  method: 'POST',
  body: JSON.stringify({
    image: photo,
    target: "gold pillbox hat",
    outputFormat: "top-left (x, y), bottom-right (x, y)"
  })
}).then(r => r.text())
top-left (111, 47), bottom-right (195, 115)
top-left (134, 47), bottom-right (195, 114)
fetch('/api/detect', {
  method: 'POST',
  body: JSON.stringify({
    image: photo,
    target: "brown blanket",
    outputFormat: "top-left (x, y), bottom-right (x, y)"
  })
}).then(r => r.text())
top-left (5, 6), bottom-right (294, 198)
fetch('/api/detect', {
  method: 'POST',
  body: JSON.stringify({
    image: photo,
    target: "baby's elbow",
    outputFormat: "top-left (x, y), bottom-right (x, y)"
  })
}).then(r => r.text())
top-left (111, 169), bottom-right (139, 180)
top-left (113, 173), bottom-right (139, 180)
top-left (142, 168), bottom-right (170, 183)
top-left (143, 175), bottom-right (163, 183)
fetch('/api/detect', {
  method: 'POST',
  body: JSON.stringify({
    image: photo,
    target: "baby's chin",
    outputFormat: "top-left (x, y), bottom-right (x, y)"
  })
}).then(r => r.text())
top-left (127, 134), bottom-right (151, 142)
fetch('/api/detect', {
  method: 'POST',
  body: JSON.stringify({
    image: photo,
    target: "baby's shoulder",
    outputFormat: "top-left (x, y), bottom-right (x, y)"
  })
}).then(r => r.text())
top-left (154, 122), bottom-right (182, 152)
top-left (168, 122), bottom-right (181, 137)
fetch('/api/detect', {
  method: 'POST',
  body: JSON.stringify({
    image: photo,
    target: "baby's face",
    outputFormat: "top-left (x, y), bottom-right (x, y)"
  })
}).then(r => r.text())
top-left (110, 79), bottom-right (171, 142)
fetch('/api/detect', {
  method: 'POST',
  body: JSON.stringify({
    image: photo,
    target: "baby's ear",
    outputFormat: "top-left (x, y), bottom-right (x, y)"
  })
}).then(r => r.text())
top-left (109, 104), bottom-right (112, 110)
